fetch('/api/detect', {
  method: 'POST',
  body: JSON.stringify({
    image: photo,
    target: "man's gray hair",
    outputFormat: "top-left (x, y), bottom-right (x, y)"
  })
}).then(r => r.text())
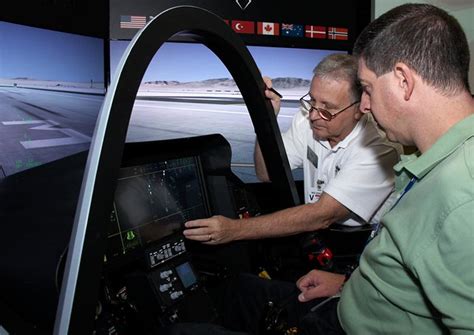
top-left (313, 53), bottom-right (361, 101)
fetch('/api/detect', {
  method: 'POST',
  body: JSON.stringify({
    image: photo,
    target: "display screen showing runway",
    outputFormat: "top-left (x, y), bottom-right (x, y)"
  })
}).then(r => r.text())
top-left (0, 20), bottom-right (343, 182)
top-left (111, 41), bottom-right (345, 182)
top-left (0, 21), bottom-right (105, 177)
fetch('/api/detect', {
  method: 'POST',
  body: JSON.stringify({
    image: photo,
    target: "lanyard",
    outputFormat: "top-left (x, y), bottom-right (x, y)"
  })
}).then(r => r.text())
top-left (368, 176), bottom-right (418, 240)
top-left (390, 176), bottom-right (417, 209)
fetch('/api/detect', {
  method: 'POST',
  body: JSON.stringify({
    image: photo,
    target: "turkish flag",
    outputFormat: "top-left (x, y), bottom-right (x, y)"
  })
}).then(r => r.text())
top-left (257, 22), bottom-right (280, 36)
top-left (231, 20), bottom-right (255, 34)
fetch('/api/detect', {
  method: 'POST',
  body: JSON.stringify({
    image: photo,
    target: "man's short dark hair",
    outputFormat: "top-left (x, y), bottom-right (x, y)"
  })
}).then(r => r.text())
top-left (353, 4), bottom-right (470, 94)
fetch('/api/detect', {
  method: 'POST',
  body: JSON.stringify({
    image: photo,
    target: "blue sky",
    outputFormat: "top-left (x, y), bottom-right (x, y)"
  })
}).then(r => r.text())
top-left (110, 40), bottom-right (344, 82)
top-left (0, 21), bottom-right (104, 82)
top-left (0, 19), bottom-right (343, 84)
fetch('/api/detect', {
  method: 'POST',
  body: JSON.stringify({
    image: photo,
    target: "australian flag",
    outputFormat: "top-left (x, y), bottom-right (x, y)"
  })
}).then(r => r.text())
top-left (281, 23), bottom-right (304, 37)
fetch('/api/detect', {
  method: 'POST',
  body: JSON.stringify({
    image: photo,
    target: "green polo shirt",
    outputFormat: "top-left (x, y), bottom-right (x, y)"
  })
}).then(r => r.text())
top-left (338, 114), bottom-right (474, 334)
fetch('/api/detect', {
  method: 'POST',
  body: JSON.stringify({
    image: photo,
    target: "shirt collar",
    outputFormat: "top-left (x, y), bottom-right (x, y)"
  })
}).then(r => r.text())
top-left (394, 114), bottom-right (474, 179)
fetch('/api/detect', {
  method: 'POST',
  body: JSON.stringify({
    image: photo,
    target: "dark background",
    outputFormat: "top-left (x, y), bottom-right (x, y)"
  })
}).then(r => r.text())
top-left (110, 0), bottom-right (371, 50)
top-left (0, 0), bottom-right (372, 48)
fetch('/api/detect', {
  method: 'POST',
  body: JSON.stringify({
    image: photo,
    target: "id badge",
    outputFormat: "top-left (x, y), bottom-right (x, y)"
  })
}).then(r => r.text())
top-left (308, 188), bottom-right (323, 203)
top-left (308, 179), bottom-right (325, 203)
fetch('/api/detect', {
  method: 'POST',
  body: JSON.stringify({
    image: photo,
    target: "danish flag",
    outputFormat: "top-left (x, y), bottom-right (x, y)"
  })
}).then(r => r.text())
top-left (305, 25), bottom-right (326, 39)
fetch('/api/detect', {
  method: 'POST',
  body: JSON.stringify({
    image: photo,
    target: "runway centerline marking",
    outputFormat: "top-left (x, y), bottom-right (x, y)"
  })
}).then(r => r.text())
top-left (2, 119), bottom-right (91, 149)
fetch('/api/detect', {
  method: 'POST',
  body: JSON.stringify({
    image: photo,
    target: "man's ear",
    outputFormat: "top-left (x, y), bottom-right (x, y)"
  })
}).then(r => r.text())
top-left (394, 62), bottom-right (415, 101)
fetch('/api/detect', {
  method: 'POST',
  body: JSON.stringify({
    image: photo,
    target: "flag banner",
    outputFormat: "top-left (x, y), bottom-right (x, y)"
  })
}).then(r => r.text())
top-left (120, 15), bottom-right (147, 29)
top-left (305, 25), bottom-right (326, 39)
top-left (281, 23), bottom-right (304, 37)
top-left (257, 22), bottom-right (280, 36)
top-left (231, 20), bottom-right (255, 34)
top-left (327, 27), bottom-right (349, 40)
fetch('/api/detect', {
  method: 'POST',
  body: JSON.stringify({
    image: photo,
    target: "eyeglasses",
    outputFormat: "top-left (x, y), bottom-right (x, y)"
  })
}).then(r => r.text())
top-left (299, 93), bottom-right (360, 121)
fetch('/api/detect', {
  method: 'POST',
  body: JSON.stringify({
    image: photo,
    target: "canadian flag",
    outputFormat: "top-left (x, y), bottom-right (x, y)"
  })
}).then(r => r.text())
top-left (257, 22), bottom-right (280, 36)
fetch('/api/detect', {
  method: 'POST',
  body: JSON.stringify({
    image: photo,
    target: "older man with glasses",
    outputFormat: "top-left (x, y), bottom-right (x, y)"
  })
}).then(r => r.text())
top-left (299, 94), bottom-right (360, 121)
top-left (184, 53), bottom-right (399, 247)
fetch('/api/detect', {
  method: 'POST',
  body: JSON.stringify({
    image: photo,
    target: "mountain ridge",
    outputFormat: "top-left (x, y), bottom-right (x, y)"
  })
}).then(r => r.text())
top-left (143, 77), bottom-right (310, 89)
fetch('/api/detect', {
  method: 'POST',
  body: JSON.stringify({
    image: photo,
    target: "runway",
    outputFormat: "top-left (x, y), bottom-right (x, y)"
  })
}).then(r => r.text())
top-left (0, 86), bottom-right (300, 181)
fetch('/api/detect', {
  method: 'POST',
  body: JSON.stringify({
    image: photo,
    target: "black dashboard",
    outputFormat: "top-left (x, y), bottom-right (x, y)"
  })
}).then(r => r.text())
top-left (0, 134), bottom-right (263, 334)
top-left (94, 134), bottom-right (260, 334)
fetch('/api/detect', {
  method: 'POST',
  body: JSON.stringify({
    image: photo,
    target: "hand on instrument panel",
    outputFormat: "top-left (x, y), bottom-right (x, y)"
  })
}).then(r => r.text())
top-left (263, 76), bottom-right (281, 116)
top-left (296, 270), bottom-right (345, 302)
top-left (183, 215), bottom-right (240, 245)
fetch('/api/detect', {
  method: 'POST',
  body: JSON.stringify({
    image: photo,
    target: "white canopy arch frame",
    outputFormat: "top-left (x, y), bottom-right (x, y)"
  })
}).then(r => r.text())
top-left (54, 5), bottom-right (300, 335)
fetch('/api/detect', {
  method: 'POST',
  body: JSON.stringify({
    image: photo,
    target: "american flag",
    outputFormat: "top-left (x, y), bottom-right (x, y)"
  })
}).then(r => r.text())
top-left (120, 15), bottom-right (147, 29)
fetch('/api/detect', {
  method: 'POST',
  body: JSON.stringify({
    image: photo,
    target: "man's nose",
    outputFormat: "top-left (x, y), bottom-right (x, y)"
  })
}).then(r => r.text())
top-left (309, 108), bottom-right (321, 121)
top-left (359, 93), bottom-right (371, 114)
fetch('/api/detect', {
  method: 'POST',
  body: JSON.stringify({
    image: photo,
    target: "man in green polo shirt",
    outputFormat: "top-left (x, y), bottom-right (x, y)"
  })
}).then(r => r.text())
top-left (330, 3), bottom-right (474, 334)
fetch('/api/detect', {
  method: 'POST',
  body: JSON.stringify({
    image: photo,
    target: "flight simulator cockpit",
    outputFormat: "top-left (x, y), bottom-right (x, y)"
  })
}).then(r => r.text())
top-left (95, 134), bottom-right (260, 334)
top-left (0, 3), bottom-right (372, 334)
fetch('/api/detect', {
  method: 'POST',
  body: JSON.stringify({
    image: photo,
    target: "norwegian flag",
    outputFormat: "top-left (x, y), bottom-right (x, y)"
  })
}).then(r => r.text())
top-left (305, 25), bottom-right (326, 39)
top-left (328, 27), bottom-right (348, 40)
top-left (257, 22), bottom-right (280, 36)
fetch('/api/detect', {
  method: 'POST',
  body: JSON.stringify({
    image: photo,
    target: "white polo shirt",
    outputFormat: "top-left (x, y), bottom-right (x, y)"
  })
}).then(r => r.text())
top-left (282, 111), bottom-right (399, 226)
